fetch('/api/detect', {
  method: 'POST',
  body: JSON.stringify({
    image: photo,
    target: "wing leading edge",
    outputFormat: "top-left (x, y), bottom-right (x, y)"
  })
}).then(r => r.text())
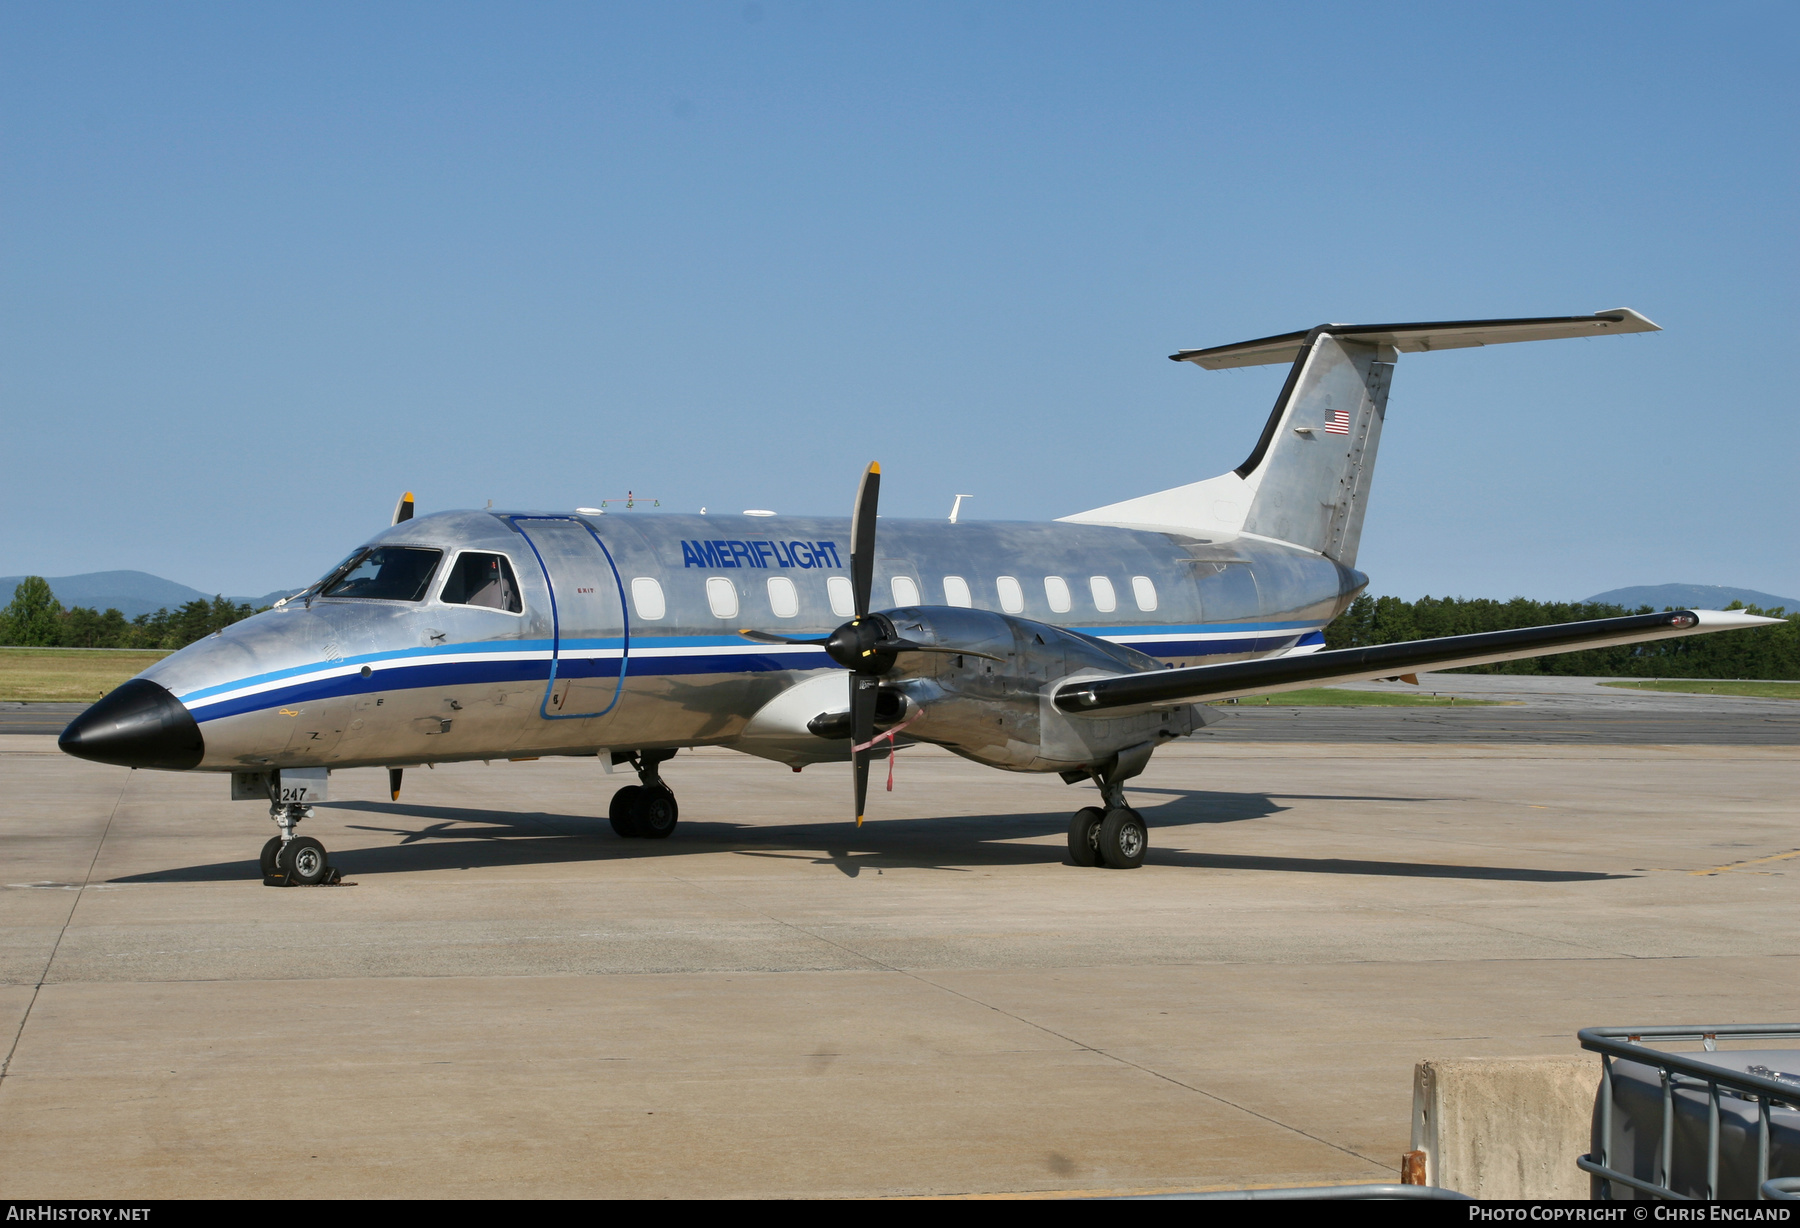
top-left (1053, 609), bottom-right (1779, 713)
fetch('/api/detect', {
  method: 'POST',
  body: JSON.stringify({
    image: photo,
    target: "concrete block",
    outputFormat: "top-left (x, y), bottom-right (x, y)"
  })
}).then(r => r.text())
top-left (1408, 1055), bottom-right (1601, 1199)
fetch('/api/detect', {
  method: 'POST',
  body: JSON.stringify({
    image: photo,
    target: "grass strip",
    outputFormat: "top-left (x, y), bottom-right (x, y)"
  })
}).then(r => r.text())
top-left (1224, 687), bottom-right (1496, 707)
top-left (1600, 679), bottom-right (1800, 700)
top-left (0, 647), bottom-right (172, 702)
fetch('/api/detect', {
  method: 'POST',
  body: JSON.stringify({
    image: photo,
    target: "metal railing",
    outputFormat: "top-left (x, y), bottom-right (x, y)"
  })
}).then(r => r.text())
top-left (1579, 1024), bottom-right (1800, 1200)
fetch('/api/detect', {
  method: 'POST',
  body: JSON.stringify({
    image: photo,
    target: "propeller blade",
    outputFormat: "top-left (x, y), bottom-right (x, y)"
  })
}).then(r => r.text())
top-left (392, 492), bottom-right (415, 525)
top-left (737, 629), bottom-right (829, 646)
top-left (850, 673), bottom-right (879, 826)
top-left (388, 767), bottom-right (403, 801)
top-left (850, 462), bottom-right (880, 618)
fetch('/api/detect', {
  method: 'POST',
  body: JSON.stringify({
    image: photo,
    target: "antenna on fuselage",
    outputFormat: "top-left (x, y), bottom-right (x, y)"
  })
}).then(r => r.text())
top-left (949, 494), bottom-right (973, 523)
top-left (600, 491), bottom-right (660, 509)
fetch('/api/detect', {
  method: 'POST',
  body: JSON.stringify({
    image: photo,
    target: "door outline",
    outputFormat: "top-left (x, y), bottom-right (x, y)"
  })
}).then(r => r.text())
top-left (507, 516), bottom-right (631, 720)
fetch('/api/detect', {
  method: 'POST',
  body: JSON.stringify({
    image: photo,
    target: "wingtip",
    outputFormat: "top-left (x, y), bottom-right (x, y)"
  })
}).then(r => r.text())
top-left (1691, 608), bottom-right (1787, 628)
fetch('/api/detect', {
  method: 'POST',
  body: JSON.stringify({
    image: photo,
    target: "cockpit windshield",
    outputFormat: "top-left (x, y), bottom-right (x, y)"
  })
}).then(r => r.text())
top-left (319, 547), bottom-right (443, 601)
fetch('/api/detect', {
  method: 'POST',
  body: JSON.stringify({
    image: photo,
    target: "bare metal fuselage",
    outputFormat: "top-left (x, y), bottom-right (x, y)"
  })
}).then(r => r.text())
top-left (141, 510), bottom-right (1363, 776)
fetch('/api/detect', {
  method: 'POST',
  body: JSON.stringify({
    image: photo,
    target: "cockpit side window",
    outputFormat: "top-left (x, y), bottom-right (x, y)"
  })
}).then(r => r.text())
top-left (320, 547), bottom-right (443, 601)
top-left (439, 552), bottom-right (523, 614)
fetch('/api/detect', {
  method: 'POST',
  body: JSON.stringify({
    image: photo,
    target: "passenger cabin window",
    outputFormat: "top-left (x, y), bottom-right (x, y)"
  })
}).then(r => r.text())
top-left (1044, 575), bottom-right (1071, 614)
top-left (996, 575), bottom-right (1025, 614)
top-left (827, 575), bottom-right (855, 617)
top-left (767, 576), bottom-right (799, 619)
top-left (891, 576), bottom-right (920, 606)
top-left (706, 577), bottom-right (739, 619)
top-left (321, 547), bottom-right (442, 602)
top-left (439, 552), bottom-right (522, 613)
top-left (1089, 576), bottom-right (1117, 613)
top-left (1131, 575), bottom-right (1158, 612)
top-left (942, 576), bottom-right (972, 607)
top-left (631, 577), bottom-right (666, 620)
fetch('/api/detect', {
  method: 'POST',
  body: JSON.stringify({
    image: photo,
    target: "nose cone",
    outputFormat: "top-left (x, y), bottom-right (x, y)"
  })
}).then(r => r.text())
top-left (59, 678), bottom-right (205, 770)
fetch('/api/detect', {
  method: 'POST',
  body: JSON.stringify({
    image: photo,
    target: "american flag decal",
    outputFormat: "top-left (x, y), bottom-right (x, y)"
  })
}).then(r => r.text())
top-left (1323, 409), bottom-right (1351, 434)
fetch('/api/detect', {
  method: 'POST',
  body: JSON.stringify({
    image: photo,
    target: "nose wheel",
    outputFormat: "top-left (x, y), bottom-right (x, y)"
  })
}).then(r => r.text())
top-left (262, 801), bottom-right (340, 886)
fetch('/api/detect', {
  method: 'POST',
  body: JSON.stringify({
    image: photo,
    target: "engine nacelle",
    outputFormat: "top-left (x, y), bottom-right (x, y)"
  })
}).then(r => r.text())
top-left (872, 606), bottom-right (1208, 774)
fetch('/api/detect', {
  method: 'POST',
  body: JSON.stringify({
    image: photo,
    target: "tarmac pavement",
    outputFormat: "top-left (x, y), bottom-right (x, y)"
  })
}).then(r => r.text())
top-left (0, 719), bottom-right (1795, 1198)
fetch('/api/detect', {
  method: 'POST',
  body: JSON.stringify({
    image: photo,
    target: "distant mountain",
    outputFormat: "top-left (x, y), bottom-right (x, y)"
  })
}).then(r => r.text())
top-left (1583, 584), bottom-right (1798, 613)
top-left (0, 571), bottom-right (301, 620)
top-left (241, 588), bottom-right (305, 609)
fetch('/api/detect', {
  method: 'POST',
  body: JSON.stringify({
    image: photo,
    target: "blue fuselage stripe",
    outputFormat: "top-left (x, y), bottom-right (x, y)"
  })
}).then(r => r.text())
top-left (181, 625), bottom-right (1319, 724)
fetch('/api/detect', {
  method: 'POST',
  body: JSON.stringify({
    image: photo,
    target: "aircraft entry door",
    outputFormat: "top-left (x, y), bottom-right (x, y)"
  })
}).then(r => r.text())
top-left (508, 516), bottom-right (630, 720)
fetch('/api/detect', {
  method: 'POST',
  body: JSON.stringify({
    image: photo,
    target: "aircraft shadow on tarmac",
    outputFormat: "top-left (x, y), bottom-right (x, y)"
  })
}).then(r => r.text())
top-left (106, 791), bottom-right (1626, 885)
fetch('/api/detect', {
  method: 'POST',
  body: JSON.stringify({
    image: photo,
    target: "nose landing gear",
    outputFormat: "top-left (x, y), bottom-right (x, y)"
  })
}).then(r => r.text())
top-left (262, 800), bottom-right (341, 886)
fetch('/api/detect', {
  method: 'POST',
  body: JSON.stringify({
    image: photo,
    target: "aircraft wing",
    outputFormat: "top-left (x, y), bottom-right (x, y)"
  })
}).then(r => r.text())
top-left (1052, 609), bottom-right (1780, 713)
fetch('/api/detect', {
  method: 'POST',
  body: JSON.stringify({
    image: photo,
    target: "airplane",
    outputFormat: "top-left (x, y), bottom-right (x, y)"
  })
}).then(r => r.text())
top-left (57, 310), bottom-right (1780, 883)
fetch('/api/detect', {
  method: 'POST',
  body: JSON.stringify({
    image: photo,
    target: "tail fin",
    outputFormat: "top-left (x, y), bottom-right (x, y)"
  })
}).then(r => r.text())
top-left (1060, 310), bottom-right (1658, 566)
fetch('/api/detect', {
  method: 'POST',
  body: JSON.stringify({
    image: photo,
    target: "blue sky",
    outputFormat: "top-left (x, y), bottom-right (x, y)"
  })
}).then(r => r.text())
top-left (3, 2), bottom-right (1794, 600)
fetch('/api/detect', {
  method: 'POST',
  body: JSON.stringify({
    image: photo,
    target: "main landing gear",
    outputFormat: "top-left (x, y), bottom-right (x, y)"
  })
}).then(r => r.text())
top-left (1065, 746), bottom-right (1151, 869)
top-left (263, 800), bottom-right (340, 886)
top-left (1068, 805), bottom-right (1147, 869)
top-left (609, 749), bottom-right (680, 840)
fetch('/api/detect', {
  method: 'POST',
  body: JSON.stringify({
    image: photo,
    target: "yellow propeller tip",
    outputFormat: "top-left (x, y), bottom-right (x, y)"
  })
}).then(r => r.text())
top-left (855, 814), bottom-right (864, 827)
top-left (868, 462), bottom-right (880, 475)
top-left (403, 492), bottom-right (413, 500)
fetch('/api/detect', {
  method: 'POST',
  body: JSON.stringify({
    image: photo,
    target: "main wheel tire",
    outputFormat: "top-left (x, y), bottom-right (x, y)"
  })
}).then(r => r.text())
top-left (1067, 807), bottom-right (1105, 867)
top-left (260, 836), bottom-right (283, 878)
top-left (609, 785), bottom-right (645, 838)
top-left (1098, 808), bottom-right (1147, 869)
top-left (635, 785), bottom-right (679, 839)
top-left (278, 836), bottom-right (331, 885)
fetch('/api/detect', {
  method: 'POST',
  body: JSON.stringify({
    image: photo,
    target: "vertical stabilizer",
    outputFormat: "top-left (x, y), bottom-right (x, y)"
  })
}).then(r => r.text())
top-left (1238, 332), bottom-right (1391, 566)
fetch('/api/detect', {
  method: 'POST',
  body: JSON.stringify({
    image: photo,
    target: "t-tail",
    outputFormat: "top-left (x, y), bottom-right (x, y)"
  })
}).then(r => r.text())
top-left (1060, 310), bottom-right (1659, 566)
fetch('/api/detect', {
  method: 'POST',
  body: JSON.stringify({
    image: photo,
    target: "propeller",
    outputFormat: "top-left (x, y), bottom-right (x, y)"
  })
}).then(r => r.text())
top-left (846, 461), bottom-right (883, 826)
top-left (392, 492), bottom-right (415, 525)
top-left (737, 462), bottom-right (996, 826)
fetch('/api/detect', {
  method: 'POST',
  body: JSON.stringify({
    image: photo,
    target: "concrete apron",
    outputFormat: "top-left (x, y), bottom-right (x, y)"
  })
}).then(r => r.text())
top-left (0, 737), bottom-right (1795, 1198)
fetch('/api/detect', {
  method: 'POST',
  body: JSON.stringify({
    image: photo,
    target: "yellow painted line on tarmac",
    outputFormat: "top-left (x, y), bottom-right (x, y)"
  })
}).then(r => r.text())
top-left (1691, 849), bottom-right (1800, 876)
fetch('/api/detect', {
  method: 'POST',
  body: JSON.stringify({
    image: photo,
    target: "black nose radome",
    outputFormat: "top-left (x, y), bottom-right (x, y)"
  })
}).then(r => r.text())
top-left (59, 678), bottom-right (204, 771)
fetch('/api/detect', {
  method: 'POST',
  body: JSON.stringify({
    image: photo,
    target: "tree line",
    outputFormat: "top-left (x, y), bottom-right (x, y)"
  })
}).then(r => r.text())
top-left (1323, 594), bottom-right (1799, 679)
top-left (5, 573), bottom-right (1796, 677)
top-left (0, 576), bottom-right (261, 651)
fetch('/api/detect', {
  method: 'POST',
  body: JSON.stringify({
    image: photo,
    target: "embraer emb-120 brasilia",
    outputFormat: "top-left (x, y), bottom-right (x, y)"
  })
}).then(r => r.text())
top-left (60, 310), bottom-right (1778, 882)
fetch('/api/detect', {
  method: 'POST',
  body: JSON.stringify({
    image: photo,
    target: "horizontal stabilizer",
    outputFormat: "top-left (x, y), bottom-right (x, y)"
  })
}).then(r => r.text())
top-left (1171, 309), bottom-right (1659, 370)
top-left (1053, 609), bottom-right (1778, 713)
